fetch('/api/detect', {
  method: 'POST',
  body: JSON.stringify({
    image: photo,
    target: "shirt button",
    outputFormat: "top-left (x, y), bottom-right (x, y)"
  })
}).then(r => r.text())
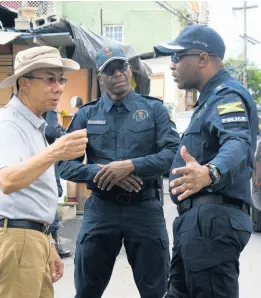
top-left (117, 144), bottom-right (122, 147)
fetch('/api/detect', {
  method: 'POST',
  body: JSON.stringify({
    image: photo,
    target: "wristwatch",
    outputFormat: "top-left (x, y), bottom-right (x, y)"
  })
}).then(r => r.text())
top-left (205, 163), bottom-right (221, 186)
top-left (49, 238), bottom-right (56, 247)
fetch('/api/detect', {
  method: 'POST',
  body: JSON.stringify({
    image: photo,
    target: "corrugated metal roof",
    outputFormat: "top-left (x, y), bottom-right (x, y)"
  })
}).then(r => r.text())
top-left (0, 31), bottom-right (74, 46)
top-left (0, 31), bottom-right (22, 45)
top-left (17, 32), bottom-right (74, 46)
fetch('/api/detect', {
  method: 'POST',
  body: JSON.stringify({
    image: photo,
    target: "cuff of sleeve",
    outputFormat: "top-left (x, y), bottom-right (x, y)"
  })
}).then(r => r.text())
top-left (131, 158), bottom-right (144, 176)
top-left (75, 164), bottom-right (100, 182)
top-left (88, 164), bottom-right (100, 180)
top-left (209, 158), bottom-right (228, 176)
top-left (206, 159), bottom-right (229, 191)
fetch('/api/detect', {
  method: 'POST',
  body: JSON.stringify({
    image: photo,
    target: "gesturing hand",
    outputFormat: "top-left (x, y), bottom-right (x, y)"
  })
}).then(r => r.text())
top-left (50, 129), bottom-right (87, 161)
top-left (169, 146), bottom-right (211, 201)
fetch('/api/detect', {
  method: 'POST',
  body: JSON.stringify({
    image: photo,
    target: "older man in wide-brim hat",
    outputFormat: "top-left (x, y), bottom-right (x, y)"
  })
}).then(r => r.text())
top-left (0, 46), bottom-right (87, 298)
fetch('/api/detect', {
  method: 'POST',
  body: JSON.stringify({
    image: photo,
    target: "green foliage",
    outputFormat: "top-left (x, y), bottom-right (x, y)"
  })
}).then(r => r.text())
top-left (248, 67), bottom-right (261, 104)
top-left (224, 56), bottom-right (244, 78)
top-left (224, 56), bottom-right (261, 104)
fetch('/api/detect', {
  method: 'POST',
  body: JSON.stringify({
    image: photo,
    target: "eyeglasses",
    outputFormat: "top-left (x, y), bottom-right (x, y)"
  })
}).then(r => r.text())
top-left (171, 51), bottom-right (217, 64)
top-left (23, 75), bottom-right (68, 86)
top-left (101, 61), bottom-right (129, 76)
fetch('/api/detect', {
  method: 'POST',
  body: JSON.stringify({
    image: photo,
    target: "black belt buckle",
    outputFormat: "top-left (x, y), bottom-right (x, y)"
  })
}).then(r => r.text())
top-left (116, 193), bottom-right (132, 205)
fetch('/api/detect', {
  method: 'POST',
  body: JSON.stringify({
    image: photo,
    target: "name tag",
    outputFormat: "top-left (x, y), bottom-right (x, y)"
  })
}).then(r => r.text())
top-left (87, 120), bottom-right (106, 125)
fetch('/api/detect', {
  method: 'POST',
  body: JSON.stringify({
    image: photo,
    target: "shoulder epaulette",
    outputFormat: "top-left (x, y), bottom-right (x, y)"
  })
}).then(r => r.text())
top-left (213, 84), bottom-right (229, 94)
top-left (140, 94), bottom-right (163, 103)
top-left (79, 98), bottom-right (101, 109)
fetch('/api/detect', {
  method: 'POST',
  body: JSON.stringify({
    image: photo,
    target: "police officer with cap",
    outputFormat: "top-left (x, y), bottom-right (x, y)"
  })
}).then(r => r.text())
top-left (154, 25), bottom-right (258, 297)
top-left (59, 45), bottom-right (180, 298)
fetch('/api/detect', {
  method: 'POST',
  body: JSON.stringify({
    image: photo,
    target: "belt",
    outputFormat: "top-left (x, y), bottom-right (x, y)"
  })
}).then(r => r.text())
top-left (93, 188), bottom-right (160, 205)
top-left (177, 194), bottom-right (251, 216)
top-left (0, 218), bottom-right (50, 235)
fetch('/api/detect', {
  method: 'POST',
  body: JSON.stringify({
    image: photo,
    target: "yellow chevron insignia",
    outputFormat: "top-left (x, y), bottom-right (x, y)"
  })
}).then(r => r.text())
top-left (217, 101), bottom-right (245, 115)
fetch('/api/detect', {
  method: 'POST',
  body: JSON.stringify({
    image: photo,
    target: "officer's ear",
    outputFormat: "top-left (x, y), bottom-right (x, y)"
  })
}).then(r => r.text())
top-left (128, 64), bottom-right (133, 75)
top-left (97, 73), bottom-right (103, 84)
top-left (198, 52), bottom-right (209, 67)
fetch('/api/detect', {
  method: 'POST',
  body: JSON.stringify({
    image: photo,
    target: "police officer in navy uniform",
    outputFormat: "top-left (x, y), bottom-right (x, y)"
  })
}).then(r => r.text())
top-left (154, 25), bottom-right (258, 298)
top-left (58, 45), bottom-right (180, 298)
top-left (43, 110), bottom-right (72, 258)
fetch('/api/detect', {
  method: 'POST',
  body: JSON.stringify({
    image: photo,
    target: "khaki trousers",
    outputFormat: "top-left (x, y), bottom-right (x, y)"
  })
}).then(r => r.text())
top-left (0, 224), bottom-right (53, 298)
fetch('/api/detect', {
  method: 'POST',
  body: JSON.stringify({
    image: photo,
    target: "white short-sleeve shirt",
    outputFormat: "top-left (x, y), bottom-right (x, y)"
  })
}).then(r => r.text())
top-left (0, 95), bottom-right (58, 224)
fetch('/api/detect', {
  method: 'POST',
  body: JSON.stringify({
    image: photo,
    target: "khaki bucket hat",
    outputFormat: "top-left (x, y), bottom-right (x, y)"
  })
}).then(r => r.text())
top-left (0, 46), bottom-right (80, 88)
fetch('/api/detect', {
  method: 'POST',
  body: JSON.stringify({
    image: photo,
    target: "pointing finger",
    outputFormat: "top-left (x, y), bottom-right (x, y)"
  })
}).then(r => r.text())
top-left (180, 146), bottom-right (196, 164)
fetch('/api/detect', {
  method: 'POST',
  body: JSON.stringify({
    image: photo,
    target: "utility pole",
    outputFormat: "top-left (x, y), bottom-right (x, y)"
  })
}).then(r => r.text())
top-left (243, 1), bottom-right (247, 87)
top-left (100, 8), bottom-right (103, 36)
top-left (232, 2), bottom-right (258, 88)
top-left (198, 2), bottom-right (209, 25)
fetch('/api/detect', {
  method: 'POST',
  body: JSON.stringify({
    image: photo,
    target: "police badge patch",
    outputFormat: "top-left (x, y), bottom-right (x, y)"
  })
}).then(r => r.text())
top-left (133, 110), bottom-right (149, 121)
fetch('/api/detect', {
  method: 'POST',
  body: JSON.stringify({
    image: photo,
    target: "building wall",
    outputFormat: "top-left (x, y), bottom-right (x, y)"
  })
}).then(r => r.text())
top-left (0, 44), bottom-right (13, 107)
top-left (58, 69), bottom-right (89, 127)
top-left (0, 44), bottom-right (89, 125)
top-left (54, 1), bottom-right (199, 111)
top-left (55, 1), bottom-right (190, 54)
top-left (146, 56), bottom-right (186, 112)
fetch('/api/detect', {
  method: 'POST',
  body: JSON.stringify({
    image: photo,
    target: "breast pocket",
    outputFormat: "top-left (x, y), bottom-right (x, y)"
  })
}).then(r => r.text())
top-left (182, 120), bottom-right (202, 160)
top-left (87, 125), bottom-right (111, 151)
top-left (126, 122), bottom-right (155, 155)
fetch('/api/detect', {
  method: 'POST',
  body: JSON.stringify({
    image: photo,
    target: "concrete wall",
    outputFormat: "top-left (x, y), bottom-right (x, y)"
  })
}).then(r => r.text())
top-left (146, 56), bottom-right (186, 112)
top-left (57, 69), bottom-right (89, 126)
top-left (55, 1), bottom-right (188, 54)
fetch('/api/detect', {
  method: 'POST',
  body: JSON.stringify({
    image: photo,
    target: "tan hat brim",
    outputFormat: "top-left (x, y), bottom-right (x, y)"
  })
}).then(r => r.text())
top-left (0, 57), bottom-right (80, 89)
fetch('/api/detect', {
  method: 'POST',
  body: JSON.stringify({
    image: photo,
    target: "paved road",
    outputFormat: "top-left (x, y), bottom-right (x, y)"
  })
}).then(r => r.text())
top-left (54, 180), bottom-right (261, 298)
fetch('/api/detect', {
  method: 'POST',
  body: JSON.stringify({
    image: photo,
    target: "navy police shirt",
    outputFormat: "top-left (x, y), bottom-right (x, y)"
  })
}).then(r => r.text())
top-left (44, 110), bottom-right (66, 197)
top-left (59, 89), bottom-right (180, 191)
top-left (169, 69), bottom-right (259, 205)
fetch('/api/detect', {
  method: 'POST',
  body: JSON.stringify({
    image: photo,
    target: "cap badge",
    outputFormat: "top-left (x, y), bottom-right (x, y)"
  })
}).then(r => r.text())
top-left (104, 47), bottom-right (112, 56)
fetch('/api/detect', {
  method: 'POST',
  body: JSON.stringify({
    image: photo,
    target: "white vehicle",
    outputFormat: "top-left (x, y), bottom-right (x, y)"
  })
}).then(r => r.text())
top-left (163, 110), bottom-right (193, 177)
top-left (172, 110), bottom-right (193, 137)
top-left (251, 134), bottom-right (261, 232)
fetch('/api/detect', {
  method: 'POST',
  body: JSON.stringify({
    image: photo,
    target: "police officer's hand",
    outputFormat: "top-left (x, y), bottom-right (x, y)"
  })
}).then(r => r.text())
top-left (50, 245), bottom-right (64, 283)
top-left (50, 129), bottom-right (87, 161)
top-left (116, 174), bottom-right (143, 192)
top-left (94, 160), bottom-right (135, 191)
top-left (169, 146), bottom-right (212, 201)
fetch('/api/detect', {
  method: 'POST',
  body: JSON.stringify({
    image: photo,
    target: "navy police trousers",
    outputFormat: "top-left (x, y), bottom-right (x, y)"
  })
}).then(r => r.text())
top-left (74, 193), bottom-right (170, 298)
top-left (166, 203), bottom-right (252, 298)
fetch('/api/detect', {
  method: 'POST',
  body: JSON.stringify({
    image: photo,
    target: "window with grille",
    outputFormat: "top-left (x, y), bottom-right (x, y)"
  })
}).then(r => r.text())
top-left (103, 25), bottom-right (123, 43)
